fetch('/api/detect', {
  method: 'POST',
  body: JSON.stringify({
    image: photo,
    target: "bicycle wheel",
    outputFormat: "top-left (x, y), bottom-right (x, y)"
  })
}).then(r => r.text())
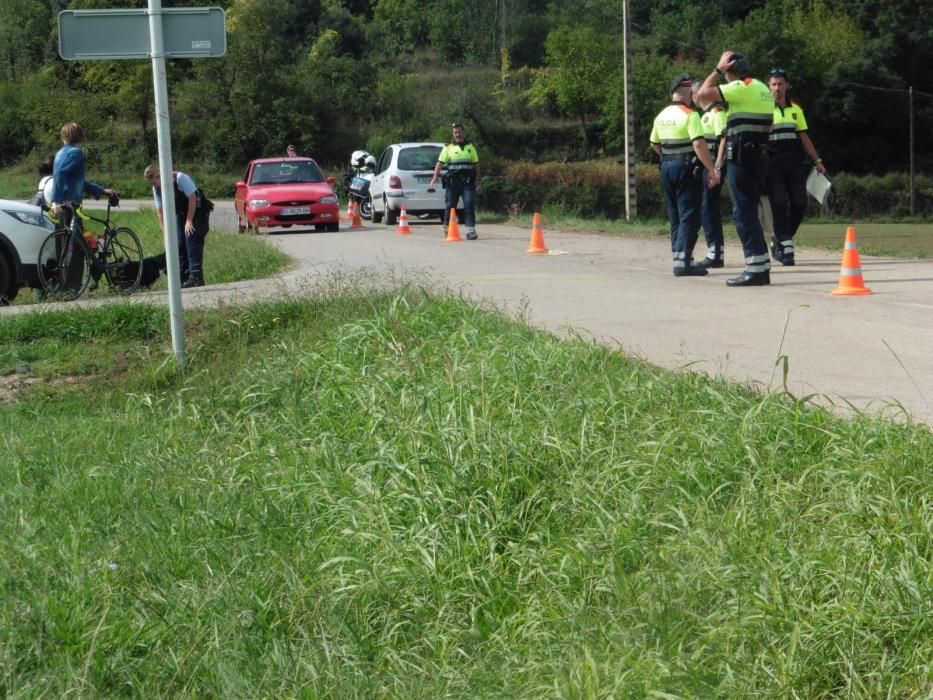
top-left (37, 229), bottom-right (91, 300)
top-left (103, 226), bottom-right (144, 293)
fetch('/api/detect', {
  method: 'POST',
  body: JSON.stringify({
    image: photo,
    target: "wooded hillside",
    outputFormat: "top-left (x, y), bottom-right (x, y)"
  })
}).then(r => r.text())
top-left (1, 0), bottom-right (930, 175)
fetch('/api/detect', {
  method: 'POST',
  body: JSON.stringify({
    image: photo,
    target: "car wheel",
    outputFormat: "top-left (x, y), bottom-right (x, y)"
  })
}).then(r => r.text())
top-left (384, 198), bottom-right (398, 226)
top-left (0, 254), bottom-right (13, 305)
top-left (326, 222), bottom-right (339, 232)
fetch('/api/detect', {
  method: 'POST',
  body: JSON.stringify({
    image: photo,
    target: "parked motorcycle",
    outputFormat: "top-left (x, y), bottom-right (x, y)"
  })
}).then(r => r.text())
top-left (343, 150), bottom-right (376, 220)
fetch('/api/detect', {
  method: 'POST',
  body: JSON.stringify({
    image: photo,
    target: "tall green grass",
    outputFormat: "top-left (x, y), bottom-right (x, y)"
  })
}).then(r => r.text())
top-left (1, 286), bottom-right (931, 697)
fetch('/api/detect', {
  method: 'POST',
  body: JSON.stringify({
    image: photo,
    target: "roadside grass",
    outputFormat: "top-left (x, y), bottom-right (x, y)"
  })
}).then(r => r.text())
top-left (11, 210), bottom-right (288, 306)
top-left (2, 284), bottom-right (930, 697)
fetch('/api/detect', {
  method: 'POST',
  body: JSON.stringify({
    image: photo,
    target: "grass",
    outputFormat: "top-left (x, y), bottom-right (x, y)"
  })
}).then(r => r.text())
top-left (11, 210), bottom-right (288, 306)
top-left (1, 284), bottom-right (931, 697)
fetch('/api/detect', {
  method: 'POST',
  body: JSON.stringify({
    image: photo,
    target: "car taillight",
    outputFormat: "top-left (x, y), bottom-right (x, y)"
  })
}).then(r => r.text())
top-left (389, 176), bottom-right (402, 189)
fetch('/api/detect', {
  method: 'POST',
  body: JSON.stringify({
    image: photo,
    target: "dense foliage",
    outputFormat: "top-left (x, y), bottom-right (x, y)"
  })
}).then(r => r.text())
top-left (1, 0), bottom-right (931, 177)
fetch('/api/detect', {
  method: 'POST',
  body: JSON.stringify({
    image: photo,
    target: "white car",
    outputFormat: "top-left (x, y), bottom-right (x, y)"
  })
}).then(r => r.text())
top-left (0, 199), bottom-right (56, 303)
top-left (370, 143), bottom-right (447, 225)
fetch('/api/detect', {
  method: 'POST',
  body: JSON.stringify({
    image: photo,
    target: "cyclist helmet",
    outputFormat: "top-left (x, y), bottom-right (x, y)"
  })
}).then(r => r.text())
top-left (41, 177), bottom-right (55, 208)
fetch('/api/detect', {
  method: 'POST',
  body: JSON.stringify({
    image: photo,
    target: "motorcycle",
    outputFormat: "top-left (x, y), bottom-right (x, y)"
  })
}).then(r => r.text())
top-left (343, 150), bottom-right (376, 220)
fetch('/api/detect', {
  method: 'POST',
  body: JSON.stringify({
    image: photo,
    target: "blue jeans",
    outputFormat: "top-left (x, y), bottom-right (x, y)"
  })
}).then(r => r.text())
top-left (660, 159), bottom-right (702, 271)
top-left (443, 177), bottom-right (476, 228)
top-left (726, 160), bottom-right (770, 273)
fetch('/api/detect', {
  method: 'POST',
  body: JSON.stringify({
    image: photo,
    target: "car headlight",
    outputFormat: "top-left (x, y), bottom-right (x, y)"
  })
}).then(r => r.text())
top-left (4, 209), bottom-right (53, 229)
top-left (247, 199), bottom-right (269, 208)
top-left (319, 195), bottom-right (338, 204)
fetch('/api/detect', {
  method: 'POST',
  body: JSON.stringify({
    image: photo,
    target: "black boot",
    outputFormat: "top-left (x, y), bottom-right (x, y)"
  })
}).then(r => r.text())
top-left (673, 265), bottom-right (709, 277)
top-left (181, 273), bottom-right (204, 288)
top-left (696, 256), bottom-right (724, 270)
top-left (726, 271), bottom-right (770, 287)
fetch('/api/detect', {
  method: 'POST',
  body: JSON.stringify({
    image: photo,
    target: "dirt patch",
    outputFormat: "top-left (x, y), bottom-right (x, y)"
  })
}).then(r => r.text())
top-left (0, 371), bottom-right (85, 404)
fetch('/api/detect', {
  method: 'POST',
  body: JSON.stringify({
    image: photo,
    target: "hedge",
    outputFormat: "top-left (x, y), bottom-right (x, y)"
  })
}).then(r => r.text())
top-left (478, 160), bottom-right (933, 220)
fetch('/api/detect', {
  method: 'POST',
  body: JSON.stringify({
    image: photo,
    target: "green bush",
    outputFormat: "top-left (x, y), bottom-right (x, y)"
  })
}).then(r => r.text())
top-left (479, 160), bottom-right (933, 221)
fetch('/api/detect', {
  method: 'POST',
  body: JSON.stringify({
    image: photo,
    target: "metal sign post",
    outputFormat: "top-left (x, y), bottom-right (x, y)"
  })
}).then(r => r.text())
top-left (147, 0), bottom-right (185, 364)
top-left (58, 5), bottom-right (225, 367)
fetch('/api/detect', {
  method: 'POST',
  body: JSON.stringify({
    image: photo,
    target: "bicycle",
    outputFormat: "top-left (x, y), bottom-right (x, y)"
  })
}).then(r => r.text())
top-left (37, 195), bottom-right (145, 300)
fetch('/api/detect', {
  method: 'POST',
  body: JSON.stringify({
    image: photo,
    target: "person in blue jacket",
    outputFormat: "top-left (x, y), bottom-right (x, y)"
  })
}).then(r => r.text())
top-left (48, 122), bottom-right (118, 220)
top-left (48, 122), bottom-right (118, 289)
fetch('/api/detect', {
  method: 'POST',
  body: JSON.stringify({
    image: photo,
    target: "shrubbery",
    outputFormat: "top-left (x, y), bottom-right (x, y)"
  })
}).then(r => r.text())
top-left (479, 160), bottom-right (933, 221)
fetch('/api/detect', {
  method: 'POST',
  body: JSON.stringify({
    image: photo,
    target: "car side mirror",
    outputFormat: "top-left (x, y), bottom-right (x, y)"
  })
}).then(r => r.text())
top-left (326, 176), bottom-right (336, 185)
top-left (236, 181), bottom-right (246, 188)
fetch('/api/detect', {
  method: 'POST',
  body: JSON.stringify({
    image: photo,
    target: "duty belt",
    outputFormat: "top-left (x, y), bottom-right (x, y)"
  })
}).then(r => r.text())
top-left (661, 154), bottom-right (693, 162)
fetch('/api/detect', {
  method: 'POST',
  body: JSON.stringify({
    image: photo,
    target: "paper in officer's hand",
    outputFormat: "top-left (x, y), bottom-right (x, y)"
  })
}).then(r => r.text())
top-left (806, 168), bottom-right (832, 205)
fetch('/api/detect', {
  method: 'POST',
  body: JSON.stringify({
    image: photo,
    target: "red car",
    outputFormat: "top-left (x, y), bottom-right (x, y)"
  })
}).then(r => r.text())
top-left (235, 157), bottom-right (340, 233)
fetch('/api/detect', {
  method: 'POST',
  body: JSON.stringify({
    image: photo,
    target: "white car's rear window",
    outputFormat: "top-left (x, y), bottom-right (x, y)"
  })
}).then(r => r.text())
top-left (397, 146), bottom-right (441, 172)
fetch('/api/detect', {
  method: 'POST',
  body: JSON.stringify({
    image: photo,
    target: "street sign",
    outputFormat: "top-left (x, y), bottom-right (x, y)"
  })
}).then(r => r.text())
top-left (59, 7), bottom-right (226, 59)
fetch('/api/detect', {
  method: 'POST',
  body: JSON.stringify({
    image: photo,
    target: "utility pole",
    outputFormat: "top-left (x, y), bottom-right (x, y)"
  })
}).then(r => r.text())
top-left (622, 0), bottom-right (637, 219)
top-left (909, 85), bottom-right (915, 216)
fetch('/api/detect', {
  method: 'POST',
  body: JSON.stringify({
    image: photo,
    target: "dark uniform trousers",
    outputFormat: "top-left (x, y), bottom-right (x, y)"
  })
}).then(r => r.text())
top-left (768, 155), bottom-right (808, 245)
top-left (174, 212), bottom-right (208, 280)
top-left (660, 158), bottom-right (703, 270)
top-left (701, 177), bottom-right (724, 255)
top-left (726, 156), bottom-right (769, 265)
top-left (443, 174), bottom-right (476, 229)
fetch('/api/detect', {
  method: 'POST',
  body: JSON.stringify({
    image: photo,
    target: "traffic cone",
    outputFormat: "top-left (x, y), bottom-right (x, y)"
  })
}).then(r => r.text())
top-left (343, 199), bottom-right (354, 222)
top-left (443, 209), bottom-right (463, 243)
top-left (396, 206), bottom-right (412, 235)
top-left (526, 212), bottom-right (549, 254)
top-left (351, 200), bottom-right (364, 229)
top-left (832, 226), bottom-right (873, 296)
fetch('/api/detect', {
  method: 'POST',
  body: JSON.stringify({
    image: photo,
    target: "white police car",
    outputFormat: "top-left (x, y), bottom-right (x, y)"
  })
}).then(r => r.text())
top-left (0, 199), bottom-right (56, 303)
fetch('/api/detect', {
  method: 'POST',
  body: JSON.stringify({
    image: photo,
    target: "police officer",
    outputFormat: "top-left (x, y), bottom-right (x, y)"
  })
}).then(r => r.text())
top-left (692, 79), bottom-right (728, 267)
top-left (430, 123), bottom-right (481, 240)
top-left (650, 74), bottom-right (720, 276)
top-left (144, 165), bottom-right (212, 288)
top-left (767, 67), bottom-right (826, 266)
top-left (697, 51), bottom-right (774, 286)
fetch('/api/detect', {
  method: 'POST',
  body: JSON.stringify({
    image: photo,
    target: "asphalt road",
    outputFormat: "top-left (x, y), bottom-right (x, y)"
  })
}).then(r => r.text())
top-left (16, 200), bottom-right (933, 424)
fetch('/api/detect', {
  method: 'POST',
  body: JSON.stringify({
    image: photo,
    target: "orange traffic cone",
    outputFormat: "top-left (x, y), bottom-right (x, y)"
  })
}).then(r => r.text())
top-left (526, 212), bottom-right (549, 254)
top-left (350, 200), bottom-right (364, 229)
top-left (443, 209), bottom-right (463, 243)
top-left (396, 206), bottom-right (412, 235)
top-left (343, 199), bottom-right (354, 222)
top-left (832, 226), bottom-right (873, 296)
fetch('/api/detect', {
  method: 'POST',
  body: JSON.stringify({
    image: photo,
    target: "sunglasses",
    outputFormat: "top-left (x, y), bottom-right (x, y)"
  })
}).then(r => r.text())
top-left (769, 67), bottom-right (789, 79)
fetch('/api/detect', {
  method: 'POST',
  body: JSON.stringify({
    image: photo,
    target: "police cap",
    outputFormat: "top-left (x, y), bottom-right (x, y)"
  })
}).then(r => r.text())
top-left (669, 73), bottom-right (693, 95)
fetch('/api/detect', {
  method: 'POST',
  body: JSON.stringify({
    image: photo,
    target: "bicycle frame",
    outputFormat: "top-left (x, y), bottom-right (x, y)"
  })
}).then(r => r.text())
top-left (38, 201), bottom-right (144, 299)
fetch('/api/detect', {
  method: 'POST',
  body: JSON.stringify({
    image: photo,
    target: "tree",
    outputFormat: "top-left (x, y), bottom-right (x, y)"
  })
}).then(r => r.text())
top-left (530, 26), bottom-right (617, 157)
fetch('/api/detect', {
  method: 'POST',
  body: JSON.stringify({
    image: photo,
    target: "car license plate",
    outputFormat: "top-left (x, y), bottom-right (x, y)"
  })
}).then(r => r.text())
top-left (415, 175), bottom-right (432, 184)
top-left (281, 206), bottom-right (310, 215)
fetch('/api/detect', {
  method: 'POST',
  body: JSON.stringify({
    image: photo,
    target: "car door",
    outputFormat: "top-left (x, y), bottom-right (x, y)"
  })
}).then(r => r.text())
top-left (234, 162), bottom-right (253, 221)
top-left (369, 147), bottom-right (394, 205)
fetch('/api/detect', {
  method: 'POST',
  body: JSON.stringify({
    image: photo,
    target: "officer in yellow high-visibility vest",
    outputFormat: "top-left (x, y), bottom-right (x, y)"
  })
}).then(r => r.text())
top-left (650, 74), bottom-right (720, 277)
top-left (697, 51), bottom-right (774, 287)
top-left (430, 123), bottom-right (481, 240)
top-left (767, 67), bottom-right (826, 266)
top-left (692, 79), bottom-right (728, 267)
